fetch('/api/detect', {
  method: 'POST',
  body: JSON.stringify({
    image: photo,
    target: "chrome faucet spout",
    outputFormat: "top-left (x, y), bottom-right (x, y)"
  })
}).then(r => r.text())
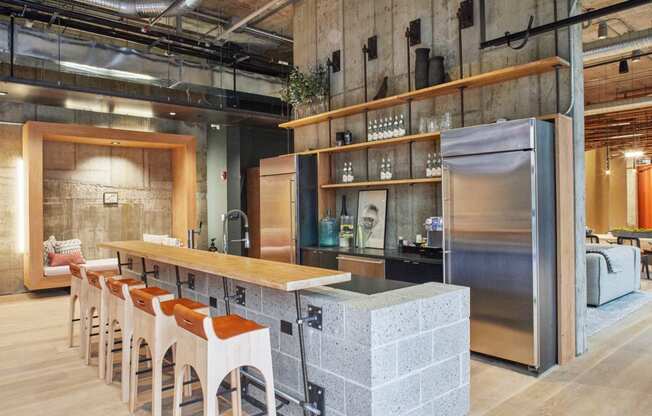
top-left (221, 209), bottom-right (250, 254)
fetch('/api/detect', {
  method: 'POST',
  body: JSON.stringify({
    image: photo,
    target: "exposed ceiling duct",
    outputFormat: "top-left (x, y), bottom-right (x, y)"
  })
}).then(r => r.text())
top-left (75, 0), bottom-right (202, 18)
top-left (584, 28), bottom-right (652, 62)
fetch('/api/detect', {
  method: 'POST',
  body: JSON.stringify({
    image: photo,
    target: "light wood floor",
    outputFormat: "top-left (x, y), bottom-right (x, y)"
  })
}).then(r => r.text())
top-left (2, 284), bottom-right (652, 416)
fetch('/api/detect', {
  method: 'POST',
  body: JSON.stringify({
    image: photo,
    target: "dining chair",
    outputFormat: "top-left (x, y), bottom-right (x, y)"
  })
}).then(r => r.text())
top-left (616, 236), bottom-right (651, 280)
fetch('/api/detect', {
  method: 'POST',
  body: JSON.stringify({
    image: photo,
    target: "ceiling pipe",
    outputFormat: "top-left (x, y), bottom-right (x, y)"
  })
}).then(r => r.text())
top-left (189, 9), bottom-right (293, 44)
top-left (74, 0), bottom-right (201, 18)
top-left (584, 28), bottom-right (652, 62)
top-left (206, 0), bottom-right (292, 42)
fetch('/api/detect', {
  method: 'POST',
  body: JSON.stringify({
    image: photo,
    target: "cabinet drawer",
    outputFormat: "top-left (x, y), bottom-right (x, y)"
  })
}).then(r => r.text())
top-left (386, 259), bottom-right (442, 284)
top-left (337, 255), bottom-right (385, 278)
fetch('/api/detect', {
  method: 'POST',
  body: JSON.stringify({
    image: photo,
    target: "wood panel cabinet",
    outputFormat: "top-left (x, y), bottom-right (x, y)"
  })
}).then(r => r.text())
top-left (300, 248), bottom-right (338, 270)
top-left (337, 255), bottom-right (385, 278)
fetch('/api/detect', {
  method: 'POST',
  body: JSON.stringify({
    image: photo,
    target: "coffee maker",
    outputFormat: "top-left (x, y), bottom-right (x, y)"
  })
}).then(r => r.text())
top-left (425, 217), bottom-right (443, 248)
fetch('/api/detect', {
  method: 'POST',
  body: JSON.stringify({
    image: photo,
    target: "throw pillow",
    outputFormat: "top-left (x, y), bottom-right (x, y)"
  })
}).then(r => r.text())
top-left (48, 252), bottom-right (86, 267)
top-left (43, 235), bottom-right (57, 266)
top-left (55, 238), bottom-right (83, 255)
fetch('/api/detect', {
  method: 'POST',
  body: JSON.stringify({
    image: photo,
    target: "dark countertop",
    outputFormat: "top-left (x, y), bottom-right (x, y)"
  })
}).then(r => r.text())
top-left (302, 245), bottom-right (443, 265)
top-left (328, 274), bottom-right (416, 295)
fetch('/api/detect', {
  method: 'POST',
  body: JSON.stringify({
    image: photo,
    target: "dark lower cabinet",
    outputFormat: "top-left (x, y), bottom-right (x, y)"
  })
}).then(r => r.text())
top-left (300, 248), bottom-right (338, 270)
top-left (386, 259), bottom-right (443, 284)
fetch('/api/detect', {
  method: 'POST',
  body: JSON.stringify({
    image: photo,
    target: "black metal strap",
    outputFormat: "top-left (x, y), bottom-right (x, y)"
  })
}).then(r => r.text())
top-left (506, 15), bottom-right (534, 50)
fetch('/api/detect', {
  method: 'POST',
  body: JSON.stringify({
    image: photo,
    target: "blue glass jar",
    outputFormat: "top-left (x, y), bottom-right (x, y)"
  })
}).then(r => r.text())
top-left (319, 210), bottom-right (339, 247)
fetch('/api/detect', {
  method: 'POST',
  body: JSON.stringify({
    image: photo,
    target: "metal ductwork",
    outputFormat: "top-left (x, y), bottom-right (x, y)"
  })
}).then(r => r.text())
top-left (76, 0), bottom-right (202, 17)
top-left (584, 28), bottom-right (652, 62)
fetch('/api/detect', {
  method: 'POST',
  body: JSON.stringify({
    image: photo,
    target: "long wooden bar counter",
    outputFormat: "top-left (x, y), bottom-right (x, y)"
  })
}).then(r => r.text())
top-left (98, 240), bottom-right (350, 291)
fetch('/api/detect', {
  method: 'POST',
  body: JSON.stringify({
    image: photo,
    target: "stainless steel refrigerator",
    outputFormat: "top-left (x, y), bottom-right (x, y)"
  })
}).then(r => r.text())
top-left (441, 118), bottom-right (557, 373)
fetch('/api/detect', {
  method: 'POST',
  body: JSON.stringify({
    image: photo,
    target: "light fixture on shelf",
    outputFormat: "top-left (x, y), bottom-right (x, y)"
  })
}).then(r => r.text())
top-left (597, 21), bottom-right (608, 39)
top-left (619, 59), bottom-right (629, 74)
top-left (624, 149), bottom-right (644, 158)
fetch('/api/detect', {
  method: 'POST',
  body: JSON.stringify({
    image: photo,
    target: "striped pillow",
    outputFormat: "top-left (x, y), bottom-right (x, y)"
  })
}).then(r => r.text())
top-left (55, 238), bottom-right (83, 255)
top-left (43, 236), bottom-right (57, 266)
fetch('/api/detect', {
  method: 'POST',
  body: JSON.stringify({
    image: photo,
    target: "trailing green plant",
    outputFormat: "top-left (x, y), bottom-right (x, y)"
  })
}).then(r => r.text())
top-left (280, 65), bottom-right (329, 106)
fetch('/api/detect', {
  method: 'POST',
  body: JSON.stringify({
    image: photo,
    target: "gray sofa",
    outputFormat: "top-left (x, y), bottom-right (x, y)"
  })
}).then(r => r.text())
top-left (586, 244), bottom-right (641, 307)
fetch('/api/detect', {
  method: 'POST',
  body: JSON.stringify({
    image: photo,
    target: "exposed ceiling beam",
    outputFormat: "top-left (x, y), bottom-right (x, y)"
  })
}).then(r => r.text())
top-left (585, 97), bottom-right (652, 116)
top-left (206, 0), bottom-right (292, 42)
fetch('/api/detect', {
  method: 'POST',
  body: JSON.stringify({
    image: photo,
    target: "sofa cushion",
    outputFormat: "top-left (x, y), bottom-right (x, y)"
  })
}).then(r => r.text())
top-left (48, 252), bottom-right (86, 267)
top-left (55, 238), bottom-right (83, 255)
top-left (43, 235), bottom-right (57, 266)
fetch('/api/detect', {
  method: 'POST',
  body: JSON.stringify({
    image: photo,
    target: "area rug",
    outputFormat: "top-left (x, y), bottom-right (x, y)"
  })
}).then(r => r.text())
top-left (586, 291), bottom-right (652, 337)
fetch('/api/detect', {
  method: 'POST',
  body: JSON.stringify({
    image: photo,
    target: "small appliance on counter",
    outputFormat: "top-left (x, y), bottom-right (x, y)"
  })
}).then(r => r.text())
top-left (425, 216), bottom-right (443, 249)
top-left (335, 131), bottom-right (353, 146)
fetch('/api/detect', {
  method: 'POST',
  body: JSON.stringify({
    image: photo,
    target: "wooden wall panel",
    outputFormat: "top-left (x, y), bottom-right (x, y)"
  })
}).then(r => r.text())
top-left (23, 121), bottom-right (196, 290)
top-left (554, 114), bottom-right (576, 365)
top-left (638, 166), bottom-right (652, 229)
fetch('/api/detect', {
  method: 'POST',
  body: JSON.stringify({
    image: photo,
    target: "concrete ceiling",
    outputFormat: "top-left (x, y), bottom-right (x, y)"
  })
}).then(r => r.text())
top-left (197, 0), bottom-right (294, 40)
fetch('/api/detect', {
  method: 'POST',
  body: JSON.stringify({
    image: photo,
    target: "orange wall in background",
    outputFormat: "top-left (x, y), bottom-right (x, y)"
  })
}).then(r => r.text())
top-left (639, 166), bottom-right (652, 228)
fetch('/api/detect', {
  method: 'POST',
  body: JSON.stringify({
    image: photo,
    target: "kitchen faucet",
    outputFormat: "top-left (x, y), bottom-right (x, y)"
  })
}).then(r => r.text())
top-left (222, 209), bottom-right (250, 254)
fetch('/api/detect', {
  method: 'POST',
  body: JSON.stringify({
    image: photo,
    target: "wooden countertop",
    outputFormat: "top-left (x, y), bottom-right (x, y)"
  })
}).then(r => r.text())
top-left (98, 241), bottom-right (350, 292)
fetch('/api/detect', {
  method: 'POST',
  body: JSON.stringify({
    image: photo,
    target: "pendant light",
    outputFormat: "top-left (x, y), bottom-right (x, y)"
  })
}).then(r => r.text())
top-left (597, 21), bottom-right (608, 39)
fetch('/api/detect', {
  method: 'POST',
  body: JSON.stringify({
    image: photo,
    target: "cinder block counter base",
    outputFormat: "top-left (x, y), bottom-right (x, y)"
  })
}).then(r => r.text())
top-left (121, 253), bottom-right (470, 416)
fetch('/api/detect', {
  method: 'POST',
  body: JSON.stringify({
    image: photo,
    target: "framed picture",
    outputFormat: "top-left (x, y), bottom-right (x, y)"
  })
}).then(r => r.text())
top-left (103, 191), bottom-right (118, 205)
top-left (356, 189), bottom-right (388, 249)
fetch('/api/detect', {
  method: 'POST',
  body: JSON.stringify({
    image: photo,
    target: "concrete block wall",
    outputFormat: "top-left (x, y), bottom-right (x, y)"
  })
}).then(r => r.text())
top-left (127, 255), bottom-right (470, 416)
top-left (0, 101), bottom-right (208, 295)
top-left (291, 0), bottom-right (573, 248)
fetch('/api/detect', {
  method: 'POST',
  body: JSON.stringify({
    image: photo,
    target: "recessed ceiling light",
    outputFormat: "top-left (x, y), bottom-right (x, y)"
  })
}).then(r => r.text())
top-left (111, 141), bottom-right (120, 145)
top-left (169, 112), bottom-right (176, 116)
top-left (0, 91), bottom-right (8, 96)
top-left (632, 49), bottom-right (642, 63)
top-left (210, 124), bottom-right (220, 130)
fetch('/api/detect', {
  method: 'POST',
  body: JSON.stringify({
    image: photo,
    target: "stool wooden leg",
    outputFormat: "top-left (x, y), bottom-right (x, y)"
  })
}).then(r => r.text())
top-left (80, 308), bottom-right (88, 358)
top-left (67, 295), bottom-right (76, 347)
top-left (120, 330), bottom-right (131, 403)
top-left (99, 309), bottom-right (108, 379)
top-left (258, 335), bottom-right (277, 416)
top-left (106, 321), bottom-right (115, 385)
top-left (230, 369), bottom-right (242, 416)
top-left (129, 338), bottom-right (141, 414)
top-left (172, 365), bottom-right (185, 416)
top-left (152, 352), bottom-right (164, 416)
top-left (204, 378), bottom-right (219, 416)
top-left (84, 309), bottom-right (94, 365)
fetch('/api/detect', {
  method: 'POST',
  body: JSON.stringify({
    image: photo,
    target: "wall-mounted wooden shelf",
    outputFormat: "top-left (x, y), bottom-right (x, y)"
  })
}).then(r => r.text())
top-left (299, 132), bottom-right (440, 156)
top-left (279, 56), bottom-right (569, 130)
top-left (321, 177), bottom-right (441, 189)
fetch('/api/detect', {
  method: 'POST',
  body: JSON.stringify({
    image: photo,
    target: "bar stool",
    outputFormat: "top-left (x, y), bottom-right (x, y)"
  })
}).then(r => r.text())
top-left (67, 263), bottom-right (86, 351)
top-left (103, 276), bottom-right (146, 402)
top-left (129, 287), bottom-right (207, 416)
top-left (172, 304), bottom-right (276, 416)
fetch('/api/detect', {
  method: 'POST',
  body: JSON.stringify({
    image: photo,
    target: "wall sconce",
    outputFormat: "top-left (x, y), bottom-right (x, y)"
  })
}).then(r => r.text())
top-left (632, 50), bottom-right (642, 63)
top-left (619, 59), bottom-right (629, 74)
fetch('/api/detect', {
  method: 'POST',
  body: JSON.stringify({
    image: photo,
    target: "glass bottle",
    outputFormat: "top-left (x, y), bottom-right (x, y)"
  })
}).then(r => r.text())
top-left (426, 153), bottom-right (433, 177)
top-left (386, 157), bottom-right (393, 180)
top-left (434, 153), bottom-right (441, 176)
top-left (348, 162), bottom-right (355, 182)
top-left (339, 195), bottom-right (354, 248)
top-left (399, 114), bottom-right (406, 136)
top-left (371, 120), bottom-right (378, 141)
top-left (380, 158), bottom-right (387, 180)
top-left (367, 121), bottom-right (373, 142)
top-left (319, 208), bottom-right (339, 247)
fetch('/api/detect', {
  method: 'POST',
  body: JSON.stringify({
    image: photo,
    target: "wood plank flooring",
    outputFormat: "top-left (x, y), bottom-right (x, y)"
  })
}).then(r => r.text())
top-left (2, 283), bottom-right (652, 416)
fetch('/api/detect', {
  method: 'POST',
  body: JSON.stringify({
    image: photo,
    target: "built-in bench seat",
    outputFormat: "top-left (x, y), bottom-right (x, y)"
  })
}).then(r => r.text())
top-left (44, 258), bottom-right (118, 277)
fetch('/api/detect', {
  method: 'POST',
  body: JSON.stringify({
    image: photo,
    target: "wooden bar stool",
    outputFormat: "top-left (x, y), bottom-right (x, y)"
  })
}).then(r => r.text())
top-left (129, 287), bottom-right (207, 416)
top-left (103, 276), bottom-right (146, 402)
top-left (84, 270), bottom-right (121, 378)
top-left (67, 263), bottom-right (86, 351)
top-left (172, 305), bottom-right (276, 416)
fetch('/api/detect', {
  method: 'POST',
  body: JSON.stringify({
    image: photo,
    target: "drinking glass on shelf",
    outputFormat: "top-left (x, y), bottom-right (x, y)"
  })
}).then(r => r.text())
top-left (419, 117), bottom-right (429, 134)
top-left (439, 112), bottom-right (452, 131)
top-left (428, 117), bottom-right (438, 133)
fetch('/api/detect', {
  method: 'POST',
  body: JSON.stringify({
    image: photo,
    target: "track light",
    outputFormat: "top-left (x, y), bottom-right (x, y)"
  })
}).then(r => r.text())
top-left (619, 59), bottom-right (629, 74)
top-left (632, 50), bottom-right (642, 63)
top-left (597, 21), bottom-right (608, 39)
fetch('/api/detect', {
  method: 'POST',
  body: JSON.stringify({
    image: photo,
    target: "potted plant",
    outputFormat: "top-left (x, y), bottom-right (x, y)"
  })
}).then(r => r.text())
top-left (280, 65), bottom-right (329, 119)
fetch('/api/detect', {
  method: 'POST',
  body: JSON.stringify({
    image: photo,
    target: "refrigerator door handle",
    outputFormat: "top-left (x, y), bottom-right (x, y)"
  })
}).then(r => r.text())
top-left (290, 179), bottom-right (297, 263)
top-left (442, 165), bottom-right (452, 284)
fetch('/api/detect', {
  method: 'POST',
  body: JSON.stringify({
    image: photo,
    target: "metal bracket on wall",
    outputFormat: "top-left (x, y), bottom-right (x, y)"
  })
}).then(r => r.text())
top-left (234, 286), bottom-right (246, 306)
top-left (140, 258), bottom-right (159, 286)
top-left (308, 382), bottom-right (325, 416)
top-left (116, 251), bottom-right (133, 275)
top-left (331, 50), bottom-right (341, 73)
top-left (301, 305), bottom-right (322, 331)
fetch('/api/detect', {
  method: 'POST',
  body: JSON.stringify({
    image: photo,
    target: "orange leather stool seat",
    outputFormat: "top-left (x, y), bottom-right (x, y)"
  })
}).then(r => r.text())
top-left (160, 298), bottom-right (206, 316)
